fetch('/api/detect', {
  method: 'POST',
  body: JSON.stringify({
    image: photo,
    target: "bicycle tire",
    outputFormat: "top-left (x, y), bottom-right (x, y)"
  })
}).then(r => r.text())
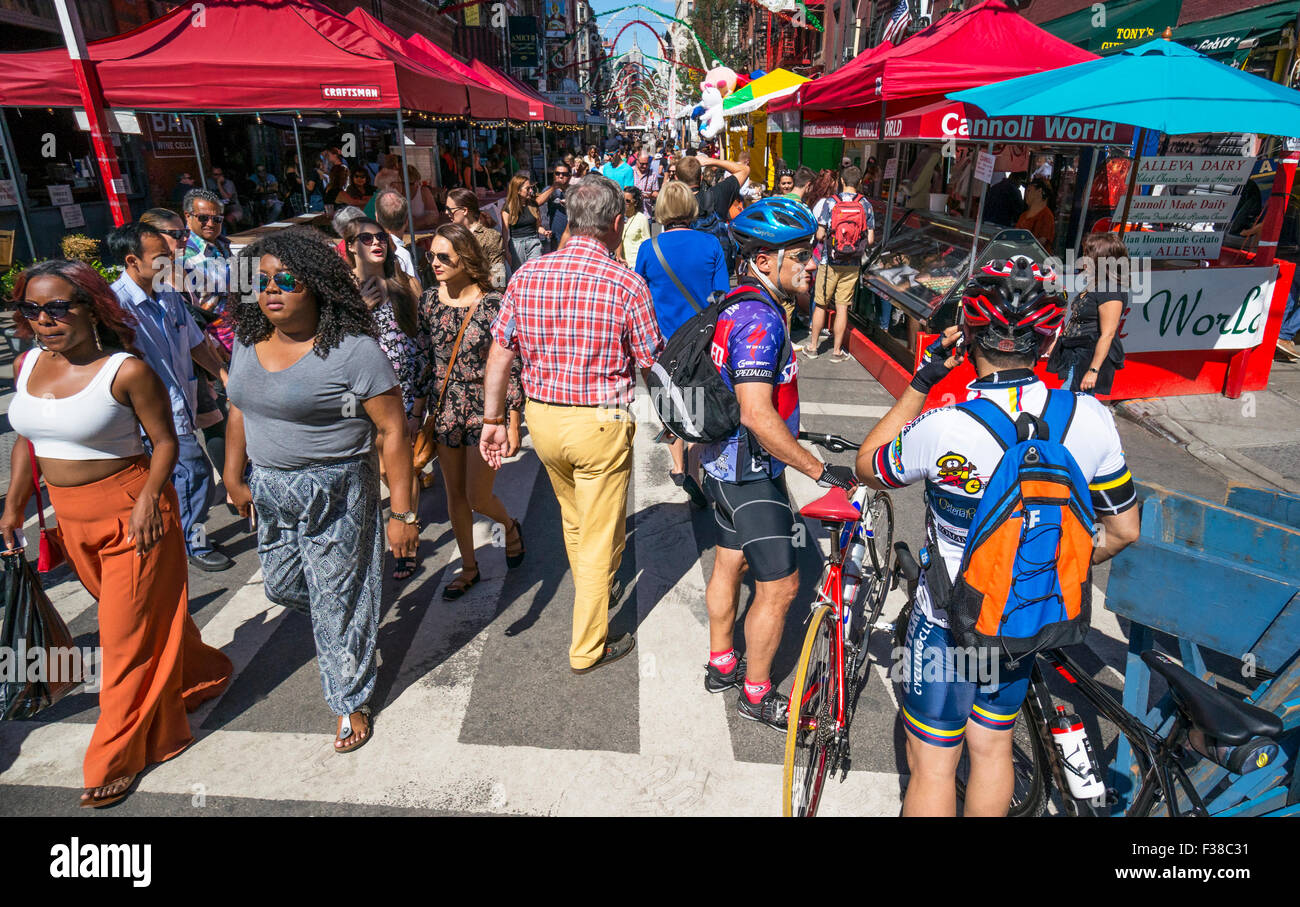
top-left (784, 605), bottom-right (836, 817)
top-left (865, 491), bottom-right (893, 580)
top-left (954, 705), bottom-right (1051, 817)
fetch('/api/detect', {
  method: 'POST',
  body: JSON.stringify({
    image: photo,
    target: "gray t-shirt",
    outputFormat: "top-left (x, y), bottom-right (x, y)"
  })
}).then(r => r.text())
top-left (227, 333), bottom-right (398, 470)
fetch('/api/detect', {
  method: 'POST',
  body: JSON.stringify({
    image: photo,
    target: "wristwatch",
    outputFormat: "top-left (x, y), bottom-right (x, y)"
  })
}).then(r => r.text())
top-left (389, 510), bottom-right (419, 525)
top-left (1086, 367), bottom-right (1099, 373)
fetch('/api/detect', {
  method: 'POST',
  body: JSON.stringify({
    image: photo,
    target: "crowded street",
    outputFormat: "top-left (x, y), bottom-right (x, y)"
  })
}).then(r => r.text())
top-left (0, 0), bottom-right (1298, 866)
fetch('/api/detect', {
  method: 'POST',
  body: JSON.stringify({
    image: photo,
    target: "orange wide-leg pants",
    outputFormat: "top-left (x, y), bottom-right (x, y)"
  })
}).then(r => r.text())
top-left (45, 460), bottom-right (232, 788)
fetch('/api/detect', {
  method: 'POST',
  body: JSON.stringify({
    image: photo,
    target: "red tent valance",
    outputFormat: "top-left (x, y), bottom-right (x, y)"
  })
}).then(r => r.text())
top-left (0, 0), bottom-right (471, 115)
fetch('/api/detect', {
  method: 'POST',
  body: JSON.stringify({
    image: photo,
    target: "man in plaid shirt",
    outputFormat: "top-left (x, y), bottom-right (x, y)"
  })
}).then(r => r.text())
top-left (481, 175), bottom-right (664, 674)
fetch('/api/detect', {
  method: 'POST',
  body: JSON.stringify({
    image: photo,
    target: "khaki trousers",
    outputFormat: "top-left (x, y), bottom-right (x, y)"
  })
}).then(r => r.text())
top-left (525, 401), bottom-right (636, 668)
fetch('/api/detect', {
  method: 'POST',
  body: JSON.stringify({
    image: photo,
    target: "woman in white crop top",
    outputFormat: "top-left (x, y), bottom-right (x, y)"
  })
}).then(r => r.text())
top-left (0, 260), bottom-right (231, 809)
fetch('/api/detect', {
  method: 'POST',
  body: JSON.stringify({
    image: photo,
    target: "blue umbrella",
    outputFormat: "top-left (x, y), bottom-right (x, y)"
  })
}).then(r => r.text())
top-left (949, 39), bottom-right (1300, 137)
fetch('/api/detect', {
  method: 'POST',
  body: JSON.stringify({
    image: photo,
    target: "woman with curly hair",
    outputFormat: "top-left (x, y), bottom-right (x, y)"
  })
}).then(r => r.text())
top-left (222, 227), bottom-right (417, 754)
top-left (343, 216), bottom-right (431, 581)
top-left (420, 223), bottom-right (524, 599)
top-left (0, 260), bottom-right (232, 808)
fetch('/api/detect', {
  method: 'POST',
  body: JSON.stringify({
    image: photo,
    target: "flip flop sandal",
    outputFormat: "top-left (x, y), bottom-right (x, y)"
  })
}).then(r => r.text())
top-left (334, 707), bottom-right (373, 755)
top-left (442, 568), bottom-right (481, 600)
top-left (393, 556), bottom-right (417, 581)
top-left (79, 774), bottom-right (137, 809)
top-left (505, 520), bottom-right (526, 569)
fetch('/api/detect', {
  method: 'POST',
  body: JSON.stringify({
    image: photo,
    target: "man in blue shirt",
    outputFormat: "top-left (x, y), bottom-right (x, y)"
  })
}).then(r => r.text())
top-left (108, 222), bottom-right (234, 572)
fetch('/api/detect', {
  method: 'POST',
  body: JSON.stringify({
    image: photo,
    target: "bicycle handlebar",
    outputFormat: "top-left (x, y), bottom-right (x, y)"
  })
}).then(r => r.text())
top-left (797, 431), bottom-right (860, 454)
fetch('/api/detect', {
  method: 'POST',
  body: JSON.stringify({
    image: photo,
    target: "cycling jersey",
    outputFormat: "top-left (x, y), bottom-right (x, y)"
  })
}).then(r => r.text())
top-left (870, 369), bottom-right (1137, 630)
top-left (698, 286), bottom-right (800, 483)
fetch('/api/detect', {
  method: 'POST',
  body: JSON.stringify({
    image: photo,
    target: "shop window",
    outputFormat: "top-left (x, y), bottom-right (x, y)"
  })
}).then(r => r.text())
top-left (3, 108), bottom-right (101, 207)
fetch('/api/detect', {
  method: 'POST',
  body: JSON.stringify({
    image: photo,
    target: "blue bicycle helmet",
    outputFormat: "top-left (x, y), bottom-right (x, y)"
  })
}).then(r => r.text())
top-left (729, 196), bottom-right (817, 255)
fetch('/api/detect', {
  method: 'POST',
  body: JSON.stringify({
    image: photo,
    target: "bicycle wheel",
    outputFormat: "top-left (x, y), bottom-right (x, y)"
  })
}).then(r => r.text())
top-left (864, 491), bottom-right (893, 579)
top-left (784, 605), bottom-right (837, 817)
top-left (953, 708), bottom-right (1050, 817)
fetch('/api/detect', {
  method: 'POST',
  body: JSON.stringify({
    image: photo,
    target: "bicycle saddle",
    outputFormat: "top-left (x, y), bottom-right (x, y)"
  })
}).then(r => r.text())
top-left (800, 487), bottom-right (862, 523)
top-left (1140, 651), bottom-right (1282, 744)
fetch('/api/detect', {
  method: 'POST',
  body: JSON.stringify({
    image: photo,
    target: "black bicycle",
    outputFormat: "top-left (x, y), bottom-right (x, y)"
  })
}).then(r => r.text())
top-left (891, 542), bottom-right (1295, 817)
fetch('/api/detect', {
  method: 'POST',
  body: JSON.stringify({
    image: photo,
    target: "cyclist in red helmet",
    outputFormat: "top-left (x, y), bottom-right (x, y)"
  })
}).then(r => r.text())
top-left (853, 255), bottom-right (1141, 816)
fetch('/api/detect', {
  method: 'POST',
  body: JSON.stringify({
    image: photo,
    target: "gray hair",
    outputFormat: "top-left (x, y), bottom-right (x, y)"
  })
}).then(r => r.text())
top-left (182, 188), bottom-right (223, 215)
top-left (566, 174), bottom-right (623, 237)
top-left (331, 205), bottom-right (366, 237)
top-left (373, 189), bottom-right (408, 234)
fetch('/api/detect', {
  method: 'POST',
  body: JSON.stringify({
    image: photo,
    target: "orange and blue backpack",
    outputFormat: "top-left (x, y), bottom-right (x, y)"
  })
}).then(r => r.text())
top-left (942, 390), bottom-right (1096, 665)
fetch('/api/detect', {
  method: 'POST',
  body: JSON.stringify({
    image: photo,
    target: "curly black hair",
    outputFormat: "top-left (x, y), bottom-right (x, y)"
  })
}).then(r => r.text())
top-left (233, 226), bottom-right (376, 358)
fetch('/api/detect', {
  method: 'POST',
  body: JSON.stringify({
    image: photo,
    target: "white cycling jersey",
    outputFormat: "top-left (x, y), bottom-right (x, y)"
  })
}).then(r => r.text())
top-left (870, 369), bottom-right (1137, 628)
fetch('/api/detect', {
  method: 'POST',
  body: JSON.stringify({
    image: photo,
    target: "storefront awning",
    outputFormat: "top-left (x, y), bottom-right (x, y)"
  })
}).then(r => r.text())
top-left (800, 99), bottom-right (1137, 144)
top-left (1040, 0), bottom-right (1184, 55)
top-left (1172, 0), bottom-right (1300, 60)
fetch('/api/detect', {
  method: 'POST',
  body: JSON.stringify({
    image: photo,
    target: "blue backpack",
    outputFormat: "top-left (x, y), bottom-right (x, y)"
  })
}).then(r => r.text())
top-left (941, 391), bottom-right (1097, 664)
top-left (691, 187), bottom-right (738, 275)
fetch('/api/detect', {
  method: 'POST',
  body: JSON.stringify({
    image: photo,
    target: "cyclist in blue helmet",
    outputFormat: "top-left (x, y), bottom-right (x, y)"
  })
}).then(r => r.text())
top-left (699, 196), bottom-right (859, 731)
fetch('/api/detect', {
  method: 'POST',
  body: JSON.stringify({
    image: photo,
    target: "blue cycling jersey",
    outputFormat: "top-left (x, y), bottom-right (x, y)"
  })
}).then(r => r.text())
top-left (698, 286), bottom-right (800, 483)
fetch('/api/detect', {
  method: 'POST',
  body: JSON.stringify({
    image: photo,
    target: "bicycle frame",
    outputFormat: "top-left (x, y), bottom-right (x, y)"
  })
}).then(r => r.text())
top-left (1032, 648), bottom-right (1212, 817)
top-left (803, 486), bottom-right (878, 742)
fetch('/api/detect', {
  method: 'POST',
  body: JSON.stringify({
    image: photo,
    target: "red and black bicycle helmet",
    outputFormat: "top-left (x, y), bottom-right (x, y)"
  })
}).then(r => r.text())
top-left (960, 255), bottom-right (1065, 356)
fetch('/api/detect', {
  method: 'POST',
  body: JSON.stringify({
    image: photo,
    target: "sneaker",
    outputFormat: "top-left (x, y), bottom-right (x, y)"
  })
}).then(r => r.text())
top-left (704, 656), bottom-right (747, 693)
top-left (737, 687), bottom-right (789, 731)
top-left (1277, 338), bottom-right (1299, 360)
top-left (803, 347), bottom-right (821, 360)
top-left (829, 350), bottom-right (850, 363)
top-left (571, 633), bottom-right (636, 675)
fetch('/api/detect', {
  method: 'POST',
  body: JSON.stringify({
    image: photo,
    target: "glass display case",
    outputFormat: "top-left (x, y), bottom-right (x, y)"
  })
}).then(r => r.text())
top-left (852, 214), bottom-right (1048, 363)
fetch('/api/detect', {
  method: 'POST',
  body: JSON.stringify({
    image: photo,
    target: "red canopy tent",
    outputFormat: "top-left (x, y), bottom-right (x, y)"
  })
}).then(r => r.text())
top-left (0, 0), bottom-right (472, 115)
top-left (404, 33), bottom-right (543, 122)
top-left (777, 1), bottom-right (1097, 119)
top-left (469, 61), bottom-right (575, 125)
top-left (343, 8), bottom-right (507, 120)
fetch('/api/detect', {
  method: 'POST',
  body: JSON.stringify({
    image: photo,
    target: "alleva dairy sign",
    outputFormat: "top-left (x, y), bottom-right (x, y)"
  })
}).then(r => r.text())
top-left (1120, 267), bottom-right (1276, 353)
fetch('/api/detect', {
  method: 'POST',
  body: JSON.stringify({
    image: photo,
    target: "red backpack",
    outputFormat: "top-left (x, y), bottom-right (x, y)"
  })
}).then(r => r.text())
top-left (828, 194), bottom-right (869, 260)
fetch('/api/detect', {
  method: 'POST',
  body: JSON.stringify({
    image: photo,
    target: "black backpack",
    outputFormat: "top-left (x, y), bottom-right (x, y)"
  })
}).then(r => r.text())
top-left (691, 187), bottom-right (738, 275)
top-left (647, 286), bottom-right (786, 444)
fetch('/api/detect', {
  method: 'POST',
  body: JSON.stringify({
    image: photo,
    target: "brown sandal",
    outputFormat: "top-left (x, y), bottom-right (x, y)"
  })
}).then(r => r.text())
top-left (334, 708), bottom-right (373, 754)
top-left (79, 774), bottom-right (137, 808)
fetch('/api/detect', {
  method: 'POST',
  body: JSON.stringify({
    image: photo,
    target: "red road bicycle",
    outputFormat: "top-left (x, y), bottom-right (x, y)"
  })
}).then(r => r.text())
top-left (783, 432), bottom-right (895, 817)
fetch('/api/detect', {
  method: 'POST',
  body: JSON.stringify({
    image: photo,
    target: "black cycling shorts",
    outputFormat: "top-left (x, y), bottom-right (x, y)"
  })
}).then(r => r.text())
top-left (705, 474), bottom-right (799, 582)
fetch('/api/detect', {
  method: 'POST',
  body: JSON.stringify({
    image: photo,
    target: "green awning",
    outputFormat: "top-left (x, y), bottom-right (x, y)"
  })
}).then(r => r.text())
top-left (1041, 0), bottom-right (1183, 55)
top-left (1172, 0), bottom-right (1300, 58)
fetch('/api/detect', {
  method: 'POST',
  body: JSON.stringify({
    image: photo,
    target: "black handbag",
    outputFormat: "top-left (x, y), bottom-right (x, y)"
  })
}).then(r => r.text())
top-left (0, 552), bottom-right (84, 719)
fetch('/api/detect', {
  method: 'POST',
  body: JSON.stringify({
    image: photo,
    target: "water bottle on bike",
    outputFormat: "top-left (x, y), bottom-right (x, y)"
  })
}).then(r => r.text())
top-left (840, 530), bottom-right (867, 642)
top-left (1050, 705), bottom-right (1106, 800)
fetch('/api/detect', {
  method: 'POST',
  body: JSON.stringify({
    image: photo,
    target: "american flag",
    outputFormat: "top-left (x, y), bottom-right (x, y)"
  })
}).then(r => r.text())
top-left (881, 0), bottom-right (912, 43)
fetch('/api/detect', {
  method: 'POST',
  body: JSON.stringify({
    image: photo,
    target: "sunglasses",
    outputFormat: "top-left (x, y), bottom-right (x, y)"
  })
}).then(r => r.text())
top-left (354, 231), bottom-right (386, 246)
top-left (554, 172), bottom-right (571, 178)
top-left (431, 251), bottom-right (460, 267)
top-left (17, 299), bottom-right (77, 321)
top-left (158, 228), bottom-right (188, 240)
top-left (785, 249), bottom-right (815, 264)
top-left (257, 271), bottom-right (301, 293)
top-left (191, 214), bottom-right (223, 226)
top-left (445, 205), bottom-right (465, 215)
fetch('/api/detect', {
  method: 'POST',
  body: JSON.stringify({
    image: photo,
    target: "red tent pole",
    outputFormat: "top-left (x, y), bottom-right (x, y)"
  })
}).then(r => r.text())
top-left (54, 0), bottom-right (129, 227)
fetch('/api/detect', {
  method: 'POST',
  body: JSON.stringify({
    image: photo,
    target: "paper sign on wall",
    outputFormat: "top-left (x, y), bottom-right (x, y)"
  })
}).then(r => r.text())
top-left (48, 184), bottom-right (73, 206)
top-left (59, 204), bottom-right (85, 229)
top-left (0, 180), bottom-right (17, 207)
top-left (1135, 156), bottom-right (1253, 187)
top-left (974, 150), bottom-right (995, 185)
top-left (883, 157), bottom-right (898, 180)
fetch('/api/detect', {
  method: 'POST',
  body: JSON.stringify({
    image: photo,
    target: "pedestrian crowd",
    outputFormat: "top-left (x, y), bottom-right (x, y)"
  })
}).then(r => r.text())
top-left (1, 128), bottom-right (1137, 818)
